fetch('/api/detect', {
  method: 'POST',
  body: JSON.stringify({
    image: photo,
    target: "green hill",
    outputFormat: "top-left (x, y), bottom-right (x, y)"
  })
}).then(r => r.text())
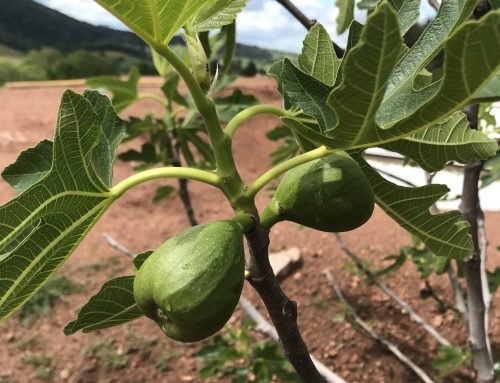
top-left (0, 0), bottom-right (149, 57)
top-left (0, 0), bottom-right (296, 81)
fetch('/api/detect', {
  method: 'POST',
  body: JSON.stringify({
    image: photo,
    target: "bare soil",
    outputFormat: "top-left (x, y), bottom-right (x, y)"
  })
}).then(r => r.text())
top-left (1, 77), bottom-right (499, 383)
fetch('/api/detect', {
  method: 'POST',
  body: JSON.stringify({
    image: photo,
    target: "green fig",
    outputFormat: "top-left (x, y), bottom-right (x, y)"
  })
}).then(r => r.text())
top-left (134, 220), bottom-right (245, 343)
top-left (263, 152), bottom-right (374, 232)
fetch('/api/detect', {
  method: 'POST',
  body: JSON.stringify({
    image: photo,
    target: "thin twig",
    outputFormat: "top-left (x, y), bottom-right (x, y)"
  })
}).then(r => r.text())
top-left (427, 0), bottom-right (441, 12)
top-left (447, 268), bottom-right (469, 326)
top-left (425, 172), bottom-right (437, 186)
top-left (238, 296), bottom-right (347, 383)
top-left (461, 104), bottom-right (494, 383)
top-left (423, 280), bottom-right (449, 314)
top-left (325, 270), bottom-right (436, 383)
top-left (335, 233), bottom-right (450, 347)
top-left (170, 130), bottom-right (198, 226)
top-left (372, 167), bottom-right (417, 187)
top-left (275, 0), bottom-right (345, 57)
top-left (103, 233), bottom-right (135, 258)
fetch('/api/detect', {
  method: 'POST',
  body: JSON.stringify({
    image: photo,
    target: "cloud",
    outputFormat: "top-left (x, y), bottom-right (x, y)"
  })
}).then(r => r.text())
top-left (34, 0), bottom-right (343, 52)
top-left (237, 0), bottom-right (342, 52)
top-left (35, 0), bottom-right (127, 29)
top-left (34, 0), bottom-right (438, 53)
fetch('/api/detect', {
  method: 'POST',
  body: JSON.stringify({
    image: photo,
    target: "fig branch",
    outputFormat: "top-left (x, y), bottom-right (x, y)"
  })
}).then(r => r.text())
top-left (245, 223), bottom-right (326, 383)
top-left (461, 104), bottom-right (494, 383)
top-left (151, 41), bottom-right (251, 212)
top-left (151, 42), bottom-right (240, 180)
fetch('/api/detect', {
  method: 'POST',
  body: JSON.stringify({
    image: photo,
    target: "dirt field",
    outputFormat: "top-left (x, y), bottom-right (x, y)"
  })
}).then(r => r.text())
top-left (1, 77), bottom-right (499, 383)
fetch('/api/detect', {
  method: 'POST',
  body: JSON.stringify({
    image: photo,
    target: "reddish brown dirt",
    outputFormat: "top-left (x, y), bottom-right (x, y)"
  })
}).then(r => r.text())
top-left (1, 77), bottom-right (499, 383)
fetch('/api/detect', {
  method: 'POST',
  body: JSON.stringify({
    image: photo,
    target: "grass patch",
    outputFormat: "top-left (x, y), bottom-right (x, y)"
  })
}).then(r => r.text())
top-left (85, 340), bottom-right (128, 370)
top-left (22, 354), bottom-right (54, 381)
top-left (18, 336), bottom-right (38, 352)
top-left (18, 276), bottom-right (81, 325)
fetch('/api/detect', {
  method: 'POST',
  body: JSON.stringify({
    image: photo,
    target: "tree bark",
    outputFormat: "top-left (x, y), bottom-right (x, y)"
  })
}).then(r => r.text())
top-left (239, 296), bottom-right (347, 383)
top-left (245, 223), bottom-right (325, 382)
top-left (460, 104), bottom-right (494, 383)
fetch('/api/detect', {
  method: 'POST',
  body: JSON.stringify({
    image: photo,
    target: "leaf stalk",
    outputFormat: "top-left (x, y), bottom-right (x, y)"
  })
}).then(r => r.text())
top-left (110, 167), bottom-right (221, 199)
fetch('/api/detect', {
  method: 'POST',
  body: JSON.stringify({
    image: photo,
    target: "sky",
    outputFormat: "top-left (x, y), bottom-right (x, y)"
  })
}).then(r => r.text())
top-left (34, 0), bottom-right (436, 53)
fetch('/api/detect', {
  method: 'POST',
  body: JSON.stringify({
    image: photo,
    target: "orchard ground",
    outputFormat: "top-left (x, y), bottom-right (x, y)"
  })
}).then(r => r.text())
top-left (1, 77), bottom-right (500, 383)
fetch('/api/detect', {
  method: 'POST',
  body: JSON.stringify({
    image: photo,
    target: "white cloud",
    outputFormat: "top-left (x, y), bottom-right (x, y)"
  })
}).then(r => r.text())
top-left (34, 0), bottom-right (438, 54)
top-left (35, 0), bottom-right (127, 29)
top-left (237, 0), bottom-right (342, 52)
top-left (238, 2), bottom-right (290, 33)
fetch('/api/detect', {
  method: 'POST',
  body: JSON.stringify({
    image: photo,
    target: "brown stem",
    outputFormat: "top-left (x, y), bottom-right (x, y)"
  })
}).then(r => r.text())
top-left (170, 130), bottom-right (198, 227)
top-left (372, 167), bottom-right (417, 187)
top-left (427, 0), bottom-right (440, 12)
top-left (245, 223), bottom-right (325, 382)
top-left (177, 177), bottom-right (198, 226)
top-left (460, 104), bottom-right (494, 383)
top-left (239, 296), bottom-right (347, 383)
top-left (423, 280), bottom-right (450, 314)
top-left (275, 0), bottom-right (345, 58)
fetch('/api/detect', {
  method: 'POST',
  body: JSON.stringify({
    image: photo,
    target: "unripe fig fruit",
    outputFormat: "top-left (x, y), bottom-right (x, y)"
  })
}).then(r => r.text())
top-left (133, 220), bottom-right (245, 343)
top-left (263, 152), bottom-right (374, 232)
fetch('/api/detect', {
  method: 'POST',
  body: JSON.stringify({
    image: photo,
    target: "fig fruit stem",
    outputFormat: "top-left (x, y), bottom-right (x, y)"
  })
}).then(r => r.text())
top-left (246, 146), bottom-right (334, 198)
top-left (260, 200), bottom-right (282, 230)
top-left (225, 104), bottom-right (296, 139)
top-left (110, 167), bottom-right (221, 199)
top-left (232, 213), bottom-right (256, 232)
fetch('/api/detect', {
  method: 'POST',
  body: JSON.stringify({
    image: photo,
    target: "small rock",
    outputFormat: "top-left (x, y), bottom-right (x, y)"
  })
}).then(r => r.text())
top-left (351, 276), bottom-right (361, 288)
top-left (6, 332), bottom-right (15, 342)
top-left (59, 369), bottom-right (70, 380)
top-left (269, 247), bottom-right (302, 281)
top-left (326, 348), bottom-right (338, 358)
top-left (432, 315), bottom-right (443, 327)
top-left (181, 376), bottom-right (194, 382)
